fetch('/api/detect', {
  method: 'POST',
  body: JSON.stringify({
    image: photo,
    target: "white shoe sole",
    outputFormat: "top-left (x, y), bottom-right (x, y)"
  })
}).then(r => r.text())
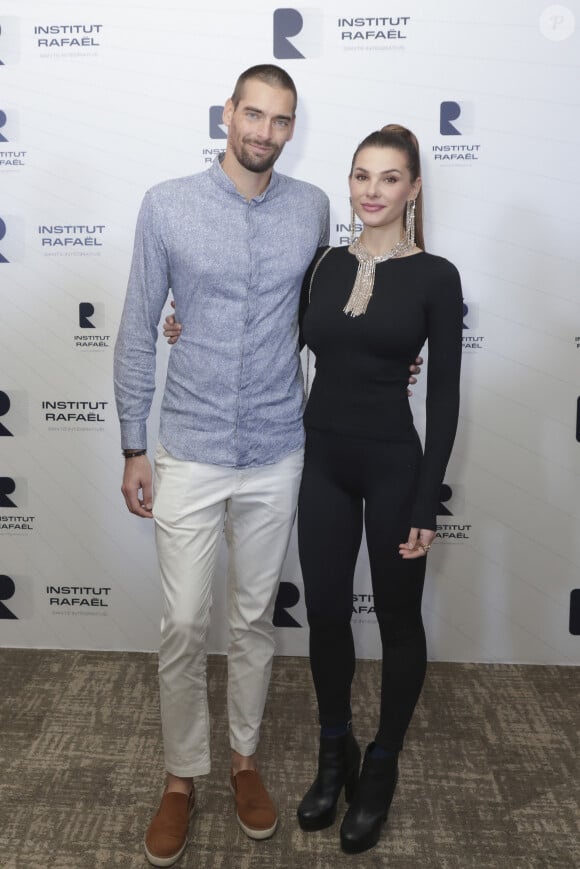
top-left (143, 835), bottom-right (188, 867)
top-left (236, 813), bottom-right (278, 840)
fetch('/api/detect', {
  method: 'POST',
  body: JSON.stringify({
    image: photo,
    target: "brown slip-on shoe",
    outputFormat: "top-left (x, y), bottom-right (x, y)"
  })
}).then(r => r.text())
top-left (230, 769), bottom-right (278, 840)
top-left (144, 788), bottom-right (195, 867)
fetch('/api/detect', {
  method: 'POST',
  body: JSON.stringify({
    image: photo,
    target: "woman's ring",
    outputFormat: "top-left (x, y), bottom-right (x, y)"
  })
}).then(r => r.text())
top-left (421, 543), bottom-right (431, 552)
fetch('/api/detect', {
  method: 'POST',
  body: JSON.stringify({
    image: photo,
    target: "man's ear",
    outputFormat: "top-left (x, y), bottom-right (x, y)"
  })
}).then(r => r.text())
top-left (222, 98), bottom-right (234, 127)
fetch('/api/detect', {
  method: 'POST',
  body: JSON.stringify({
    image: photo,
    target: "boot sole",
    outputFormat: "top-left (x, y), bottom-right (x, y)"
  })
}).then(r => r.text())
top-left (297, 808), bottom-right (337, 832)
top-left (340, 822), bottom-right (385, 854)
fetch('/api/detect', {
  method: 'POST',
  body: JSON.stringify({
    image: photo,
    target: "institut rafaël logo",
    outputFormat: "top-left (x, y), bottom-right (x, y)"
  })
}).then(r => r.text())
top-left (39, 223), bottom-right (105, 255)
top-left (436, 483), bottom-right (471, 542)
top-left (74, 302), bottom-right (110, 350)
top-left (337, 15), bottom-right (411, 48)
top-left (273, 7), bottom-right (323, 58)
top-left (0, 109), bottom-right (27, 170)
top-left (462, 301), bottom-right (485, 353)
top-left (46, 584), bottom-right (111, 615)
top-left (432, 101), bottom-right (482, 164)
top-left (0, 477), bottom-right (35, 534)
top-left (41, 399), bottom-right (109, 431)
top-left (34, 23), bottom-right (103, 57)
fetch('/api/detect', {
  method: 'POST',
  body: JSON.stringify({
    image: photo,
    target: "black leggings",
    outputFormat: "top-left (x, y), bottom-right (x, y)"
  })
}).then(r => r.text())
top-left (298, 428), bottom-right (427, 752)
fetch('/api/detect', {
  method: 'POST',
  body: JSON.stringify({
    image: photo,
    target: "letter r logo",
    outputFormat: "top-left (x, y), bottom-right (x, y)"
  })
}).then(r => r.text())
top-left (462, 302), bottom-right (469, 330)
top-left (0, 575), bottom-right (17, 619)
top-left (0, 477), bottom-right (17, 507)
top-left (209, 106), bottom-right (227, 139)
top-left (273, 8), bottom-right (305, 58)
top-left (0, 216), bottom-right (8, 263)
top-left (273, 581), bottom-right (301, 627)
top-left (0, 391), bottom-right (13, 436)
top-left (440, 101), bottom-right (462, 136)
top-left (438, 483), bottom-right (453, 516)
top-left (79, 302), bottom-right (95, 329)
top-left (570, 589), bottom-right (580, 634)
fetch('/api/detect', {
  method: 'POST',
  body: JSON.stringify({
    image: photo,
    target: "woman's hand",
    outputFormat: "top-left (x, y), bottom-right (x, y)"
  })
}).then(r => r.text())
top-left (162, 300), bottom-right (181, 344)
top-left (399, 527), bottom-right (436, 559)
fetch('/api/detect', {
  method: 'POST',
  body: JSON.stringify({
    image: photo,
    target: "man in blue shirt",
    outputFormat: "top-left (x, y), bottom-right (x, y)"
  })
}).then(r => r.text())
top-left (114, 64), bottom-right (329, 866)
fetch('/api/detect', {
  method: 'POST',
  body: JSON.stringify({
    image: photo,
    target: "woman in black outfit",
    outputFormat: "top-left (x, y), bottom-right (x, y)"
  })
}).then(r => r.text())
top-left (296, 124), bottom-right (462, 854)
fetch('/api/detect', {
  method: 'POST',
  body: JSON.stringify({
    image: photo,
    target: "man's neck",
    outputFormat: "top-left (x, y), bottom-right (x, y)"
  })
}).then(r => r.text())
top-left (221, 152), bottom-right (272, 201)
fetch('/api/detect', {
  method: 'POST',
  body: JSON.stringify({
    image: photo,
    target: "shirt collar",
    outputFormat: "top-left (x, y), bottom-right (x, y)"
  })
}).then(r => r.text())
top-left (209, 153), bottom-right (280, 202)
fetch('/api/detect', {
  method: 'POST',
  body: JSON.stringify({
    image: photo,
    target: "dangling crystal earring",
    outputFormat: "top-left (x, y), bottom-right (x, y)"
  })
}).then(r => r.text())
top-left (350, 204), bottom-right (357, 244)
top-left (405, 199), bottom-right (416, 247)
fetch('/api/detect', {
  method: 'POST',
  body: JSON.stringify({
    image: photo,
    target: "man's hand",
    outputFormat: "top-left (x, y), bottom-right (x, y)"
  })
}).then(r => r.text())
top-left (161, 312), bottom-right (424, 392)
top-left (121, 455), bottom-right (153, 518)
top-left (407, 355), bottom-right (423, 396)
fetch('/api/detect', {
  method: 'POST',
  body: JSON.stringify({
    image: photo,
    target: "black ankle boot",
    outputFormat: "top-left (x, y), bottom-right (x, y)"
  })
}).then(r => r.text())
top-left (297, 726), bottom-right (361, 831)
top-left (339, 742), bottom-right (398, 853)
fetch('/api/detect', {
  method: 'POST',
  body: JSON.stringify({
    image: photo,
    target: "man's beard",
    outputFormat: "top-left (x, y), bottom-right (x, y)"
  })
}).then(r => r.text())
top-left (235, 138), bottom-right (282, 174)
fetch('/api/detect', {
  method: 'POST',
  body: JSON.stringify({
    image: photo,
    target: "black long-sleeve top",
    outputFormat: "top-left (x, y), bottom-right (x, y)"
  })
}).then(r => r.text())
top-left (300, 246), bottom-right (463, 530)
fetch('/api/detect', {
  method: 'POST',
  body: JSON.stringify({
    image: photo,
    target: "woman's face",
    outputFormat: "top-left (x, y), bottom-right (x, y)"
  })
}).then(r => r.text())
top-left (348, 145), bottom-right (421, 232)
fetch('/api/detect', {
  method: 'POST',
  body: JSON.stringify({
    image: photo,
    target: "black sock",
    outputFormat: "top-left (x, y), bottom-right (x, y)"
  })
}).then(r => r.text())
top-left (369, 743), bottom-right (398, 759)
top-left (320, 724), bottom-right (349, 738)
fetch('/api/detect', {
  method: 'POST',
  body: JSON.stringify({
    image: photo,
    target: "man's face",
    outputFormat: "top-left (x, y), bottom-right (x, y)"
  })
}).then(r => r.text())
top-left (223, 79), bottom-right (296, 174)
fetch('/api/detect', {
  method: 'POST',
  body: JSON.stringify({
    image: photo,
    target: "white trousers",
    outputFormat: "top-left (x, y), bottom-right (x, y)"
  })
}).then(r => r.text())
top-left (153, 443), bottom-right (304, 778)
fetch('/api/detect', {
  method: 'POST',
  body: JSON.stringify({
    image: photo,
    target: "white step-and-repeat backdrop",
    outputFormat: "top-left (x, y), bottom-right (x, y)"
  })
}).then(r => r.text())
top-left (1, 0), bottom-right (579, 664)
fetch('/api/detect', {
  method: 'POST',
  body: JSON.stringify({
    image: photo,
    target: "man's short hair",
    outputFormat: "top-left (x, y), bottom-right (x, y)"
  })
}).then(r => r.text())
top-left (231, 64), bottom-right (298, 115)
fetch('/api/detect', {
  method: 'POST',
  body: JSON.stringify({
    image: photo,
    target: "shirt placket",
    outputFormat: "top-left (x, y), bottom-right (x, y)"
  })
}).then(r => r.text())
top-left (235, 198), bottom-right (258, 467)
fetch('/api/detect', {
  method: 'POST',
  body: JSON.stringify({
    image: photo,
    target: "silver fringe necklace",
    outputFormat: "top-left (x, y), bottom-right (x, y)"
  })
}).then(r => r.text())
top-left (344, 235), bottom-right (414, 317)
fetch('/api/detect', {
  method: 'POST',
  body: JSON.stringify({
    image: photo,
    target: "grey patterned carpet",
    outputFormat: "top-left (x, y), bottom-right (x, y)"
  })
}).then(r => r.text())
top-left (0, 649), bottom-right (577, 869)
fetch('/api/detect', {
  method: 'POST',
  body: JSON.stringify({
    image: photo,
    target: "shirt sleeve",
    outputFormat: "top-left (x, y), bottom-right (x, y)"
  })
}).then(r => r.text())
top-left (411, 260), bottom-right (463, 530)
top-left (113, 190), bottom-right (171, 449)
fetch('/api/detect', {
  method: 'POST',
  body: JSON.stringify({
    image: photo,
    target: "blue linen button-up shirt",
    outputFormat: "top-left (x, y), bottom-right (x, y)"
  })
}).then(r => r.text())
top-left (114, 157), bottom-right (330, 468)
